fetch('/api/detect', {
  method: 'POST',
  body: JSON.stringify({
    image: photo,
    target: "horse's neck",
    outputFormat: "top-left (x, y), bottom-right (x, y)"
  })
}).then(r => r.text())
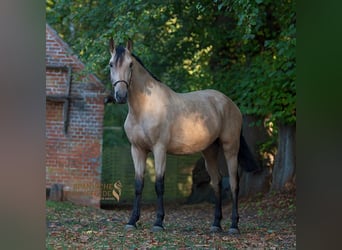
top-left (128, 63), bottom-right (173, 116)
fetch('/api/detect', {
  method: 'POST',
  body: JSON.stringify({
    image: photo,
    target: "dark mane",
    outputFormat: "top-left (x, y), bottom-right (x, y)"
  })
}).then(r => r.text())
top-left (132, 53), bottom-right (161, 82)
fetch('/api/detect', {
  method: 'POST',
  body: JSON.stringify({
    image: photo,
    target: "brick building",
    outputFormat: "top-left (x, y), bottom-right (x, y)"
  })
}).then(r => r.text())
top-left (46, 24), bottom-right (106, 206)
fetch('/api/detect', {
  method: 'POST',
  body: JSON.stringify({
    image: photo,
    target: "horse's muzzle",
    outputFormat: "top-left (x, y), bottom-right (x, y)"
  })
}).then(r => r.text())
top-left (113, 80), bottom-right (129, 104)
top-left (115, 91), bottom-right (128, 104)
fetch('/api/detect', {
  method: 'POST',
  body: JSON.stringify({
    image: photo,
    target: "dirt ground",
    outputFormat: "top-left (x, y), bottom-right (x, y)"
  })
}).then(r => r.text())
top-left (46, 190), bottom-right (296, 249)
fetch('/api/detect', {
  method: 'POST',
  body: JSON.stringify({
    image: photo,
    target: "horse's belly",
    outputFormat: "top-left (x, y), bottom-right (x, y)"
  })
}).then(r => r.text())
top-left (167, 116), bottom-right (217, 154)
top-left (168, 136), bottom-right (213, 154)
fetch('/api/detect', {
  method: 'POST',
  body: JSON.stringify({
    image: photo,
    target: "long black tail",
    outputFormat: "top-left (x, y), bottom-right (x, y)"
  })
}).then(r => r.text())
top-left (238, 134), bottom-right (261, 173)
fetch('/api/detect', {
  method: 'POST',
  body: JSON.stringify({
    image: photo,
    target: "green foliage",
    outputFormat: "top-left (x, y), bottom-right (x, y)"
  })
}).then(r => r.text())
top-left (213, 0), bottom-right (296, 125)
top-left (46, 0), bottom-right (296, 129)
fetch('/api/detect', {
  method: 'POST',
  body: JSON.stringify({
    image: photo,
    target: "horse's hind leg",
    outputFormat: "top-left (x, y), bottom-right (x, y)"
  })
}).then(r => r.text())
top-left (202, 142), bottom-right (222, 232)
top-left (222, 142), bottom-right (240, 234)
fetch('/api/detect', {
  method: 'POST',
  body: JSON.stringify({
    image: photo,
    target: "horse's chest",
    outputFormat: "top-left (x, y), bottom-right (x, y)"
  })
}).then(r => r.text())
top-left (124, 117), bottom-right (162, 147)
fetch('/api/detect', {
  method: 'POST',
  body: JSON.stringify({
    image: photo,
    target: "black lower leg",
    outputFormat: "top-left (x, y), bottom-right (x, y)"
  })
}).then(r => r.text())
top-left (127, 178), bottom-right (144, 227)
top-left (212, 181), bottom-right (223, 228)
top-left (154, 176), bottom-right (165, 228)
top-left (230, 189), bottom-right (239, 230)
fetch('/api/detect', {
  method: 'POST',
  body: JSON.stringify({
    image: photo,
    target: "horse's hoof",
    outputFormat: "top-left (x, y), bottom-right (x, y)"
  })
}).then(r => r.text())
top-left (228, 227), bottom-right (240, 235)
top-left (124, 224), bottom-right (136, 231)
top-left (151, 225), bottom-right (164, 232)
top-left (210, 226), bottom-right (223, 233)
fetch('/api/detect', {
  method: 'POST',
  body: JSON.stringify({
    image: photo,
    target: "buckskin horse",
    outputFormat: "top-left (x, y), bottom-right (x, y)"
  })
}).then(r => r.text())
top-left (108, 39), bottom-right (258, 234)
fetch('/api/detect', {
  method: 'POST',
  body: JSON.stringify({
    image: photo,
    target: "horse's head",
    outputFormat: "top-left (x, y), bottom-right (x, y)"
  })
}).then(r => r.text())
top-left (109, 39), bottom-right (133, 104)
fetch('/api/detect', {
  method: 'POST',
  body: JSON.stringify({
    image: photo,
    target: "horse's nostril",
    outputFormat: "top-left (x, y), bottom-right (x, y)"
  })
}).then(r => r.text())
top-left (115, 92), bottom-right (127, 104)
top-left (115, 93), bottom-right (120, 101)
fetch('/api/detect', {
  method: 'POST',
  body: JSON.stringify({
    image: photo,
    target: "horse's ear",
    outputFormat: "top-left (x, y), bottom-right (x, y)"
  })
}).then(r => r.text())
top-left (109, 38), bottom-right (115, 54)
top-left (126, 39), bottom-right (133, 52)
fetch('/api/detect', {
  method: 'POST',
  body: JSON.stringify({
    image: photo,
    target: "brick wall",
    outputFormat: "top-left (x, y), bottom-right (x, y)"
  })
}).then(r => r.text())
top-left (46, 24), bottom-right (105, 206)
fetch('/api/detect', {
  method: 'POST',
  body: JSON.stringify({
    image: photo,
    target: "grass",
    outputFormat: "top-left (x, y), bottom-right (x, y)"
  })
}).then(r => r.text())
top-left (46, 190), bottom-right (296, 249)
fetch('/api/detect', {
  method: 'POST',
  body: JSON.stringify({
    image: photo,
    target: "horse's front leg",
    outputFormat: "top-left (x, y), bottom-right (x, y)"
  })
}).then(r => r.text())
top-left (125, 145), bottom-right (147, 230)
top-left (152, 145), bottom-right (167, 232)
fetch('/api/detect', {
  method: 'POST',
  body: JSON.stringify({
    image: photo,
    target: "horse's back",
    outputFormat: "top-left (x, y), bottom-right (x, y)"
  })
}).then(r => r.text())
top-left (180, 89), bottom-right (241, 118)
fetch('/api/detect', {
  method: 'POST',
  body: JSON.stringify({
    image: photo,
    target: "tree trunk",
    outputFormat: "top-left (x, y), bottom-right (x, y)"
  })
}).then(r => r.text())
top-left (272, 123), bottom-right (296, 190)
top-left (239, 115), bottom-right (271, 197)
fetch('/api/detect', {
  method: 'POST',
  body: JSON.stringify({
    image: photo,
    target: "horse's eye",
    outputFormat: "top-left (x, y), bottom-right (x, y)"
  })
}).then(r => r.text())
top-left (109, 62), bottom-right (113, 68)
top-left (129, 62), bottom-right (133, 68)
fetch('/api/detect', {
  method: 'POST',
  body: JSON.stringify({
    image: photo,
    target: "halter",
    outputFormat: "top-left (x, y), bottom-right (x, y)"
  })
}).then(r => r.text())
top-left (113, 79), bottom-right (130, 88)
top-left (112, 66), bottom-right (133, 89)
